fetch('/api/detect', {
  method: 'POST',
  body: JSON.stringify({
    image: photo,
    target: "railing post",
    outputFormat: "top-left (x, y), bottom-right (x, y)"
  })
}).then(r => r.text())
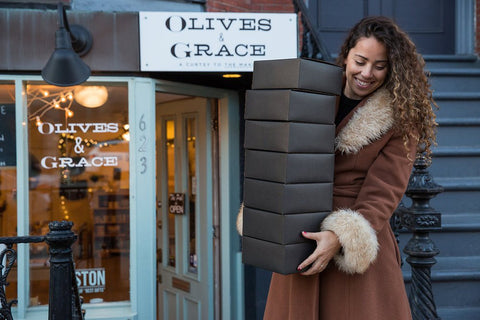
top-left (0, 244), bottom-right (16, 320)
top-left (45, 221), bottom-right (77, 320)
top-left (400, 153), bottom-right (443, 320)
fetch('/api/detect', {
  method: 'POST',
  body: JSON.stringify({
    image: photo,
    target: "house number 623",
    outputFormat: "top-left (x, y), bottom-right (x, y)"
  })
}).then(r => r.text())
top-left (138, 114), bottom-right (147, 174)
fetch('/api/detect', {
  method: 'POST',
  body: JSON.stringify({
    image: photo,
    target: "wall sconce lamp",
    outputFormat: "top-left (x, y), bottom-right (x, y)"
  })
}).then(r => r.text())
top-left (41, 2), bottom-right (93, 87)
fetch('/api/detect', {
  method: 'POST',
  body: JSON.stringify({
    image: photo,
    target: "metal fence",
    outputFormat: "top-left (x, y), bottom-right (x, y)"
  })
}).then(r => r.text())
top-left (0, 221), bottom-right (84, 320)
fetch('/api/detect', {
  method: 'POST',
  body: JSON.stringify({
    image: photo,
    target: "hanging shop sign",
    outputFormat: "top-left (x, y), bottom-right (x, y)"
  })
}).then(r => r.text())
top-left (139, 12), bottom-right (297, 72)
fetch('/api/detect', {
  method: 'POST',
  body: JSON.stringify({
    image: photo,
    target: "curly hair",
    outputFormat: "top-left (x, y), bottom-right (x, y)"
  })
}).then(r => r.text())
top-left (336, 16), bottom-right (438, 160)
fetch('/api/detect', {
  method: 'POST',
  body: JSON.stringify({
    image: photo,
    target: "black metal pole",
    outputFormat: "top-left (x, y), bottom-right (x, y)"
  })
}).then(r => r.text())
top-left (46, 221), bottom-right (77, 320)
top-left (400, 153), bottom-right (443, 320)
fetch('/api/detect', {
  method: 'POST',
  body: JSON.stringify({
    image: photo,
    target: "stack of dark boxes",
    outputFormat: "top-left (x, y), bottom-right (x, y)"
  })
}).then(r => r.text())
top-left (242, 58), bottom-right (343, 274)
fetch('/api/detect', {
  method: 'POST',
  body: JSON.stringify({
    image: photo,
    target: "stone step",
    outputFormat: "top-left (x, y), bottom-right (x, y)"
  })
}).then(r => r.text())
top-left (434, 92), bottom-right (480, 119)
top-left (399, 59), bottom-right (480, 319)
top-left (430, 147), bottom-right (480, 178)
top-left (428, 68), bottom-right (480, 92)
top-left (401, 256), bottom-right (480, 312)
top-left (435, 123), bottom-right (480, 147)
top-left (424, 54), bottom-right (479, 68)
top-left (437, 307), bottom-right (480, 320)
top-left (396, 213), bottom-right (480, 257)
top-left (421, 177), bottom-right (480, 214)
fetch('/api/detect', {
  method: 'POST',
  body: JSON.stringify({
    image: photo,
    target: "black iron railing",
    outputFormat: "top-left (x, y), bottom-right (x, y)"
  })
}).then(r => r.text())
top-left (0, 235), bottom-right (45, 320)
top-left (292, 0), bottom-right (333, 61)
top-left (393, 153), bottom-right (443, 320)
top-left (0, 221), bottom-right (84, 320)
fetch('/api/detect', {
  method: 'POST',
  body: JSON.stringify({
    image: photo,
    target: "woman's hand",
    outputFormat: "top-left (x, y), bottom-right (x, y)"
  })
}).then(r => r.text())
top-left (297, 230), bottom-right (342, 276)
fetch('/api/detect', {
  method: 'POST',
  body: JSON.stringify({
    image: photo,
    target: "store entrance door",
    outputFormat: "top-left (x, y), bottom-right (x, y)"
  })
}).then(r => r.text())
top-left (155, 93), bottom-right (214, 320)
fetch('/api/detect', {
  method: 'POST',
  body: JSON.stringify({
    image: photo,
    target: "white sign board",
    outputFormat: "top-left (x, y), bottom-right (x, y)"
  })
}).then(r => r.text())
top-left (76, 268), bottom-right (106, 294)
top-left (139, 12), bottom-right (297, 72)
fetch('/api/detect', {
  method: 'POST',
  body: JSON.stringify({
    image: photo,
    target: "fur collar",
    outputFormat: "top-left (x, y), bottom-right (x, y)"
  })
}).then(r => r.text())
top-left (335, 88), bottom-right (394, 154)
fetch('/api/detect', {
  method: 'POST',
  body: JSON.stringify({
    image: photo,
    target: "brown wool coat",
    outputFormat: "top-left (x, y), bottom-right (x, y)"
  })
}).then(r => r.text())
top-left (262, 88), bottom-right (416, 320)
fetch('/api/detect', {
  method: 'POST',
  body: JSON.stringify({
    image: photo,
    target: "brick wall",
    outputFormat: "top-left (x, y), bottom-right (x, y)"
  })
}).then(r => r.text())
top-left (206, 0), bottom-right (301, 51)
top-left (206, 0), bottom-right (294, 13)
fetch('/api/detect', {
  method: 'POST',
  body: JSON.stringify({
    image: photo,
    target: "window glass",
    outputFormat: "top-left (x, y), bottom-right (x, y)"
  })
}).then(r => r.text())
top-left (185, 117), bottom-right (197, 274)
top-left (26, 83), bottom-right (130, 305)
top-left (165, 120), bottom-right (176, 267)
top-left (0, 82), bottom-right (17, 300)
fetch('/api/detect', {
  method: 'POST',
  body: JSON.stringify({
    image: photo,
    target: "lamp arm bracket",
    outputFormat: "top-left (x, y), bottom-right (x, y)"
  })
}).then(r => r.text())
top-left (57, 2), bottom-right (93, 56)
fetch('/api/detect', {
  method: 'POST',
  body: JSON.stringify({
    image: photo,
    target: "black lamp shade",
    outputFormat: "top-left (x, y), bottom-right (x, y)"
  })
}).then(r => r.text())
top-left (41, 28), bottom-right (91, 87)
top-left (42, 2), bottom-right (93, 87)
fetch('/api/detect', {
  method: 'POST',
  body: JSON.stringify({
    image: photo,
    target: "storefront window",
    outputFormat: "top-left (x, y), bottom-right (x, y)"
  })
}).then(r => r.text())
top-left (0, 82), bottom-right (17, 300)
top-left (26, 82), bottom-right (130, 305)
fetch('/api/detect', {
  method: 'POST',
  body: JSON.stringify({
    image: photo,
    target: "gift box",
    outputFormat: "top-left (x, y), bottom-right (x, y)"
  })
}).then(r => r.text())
top-left (245, 89), bottom-right (336, 124)
top-left (242, 235), bottom-right (315, 274)
top-left (243, 178), bottom-right (333, 213)
top-left (243, 206), bottom-right (329, 244)
top-left (244, 120), bottom-right (335, 153)
top-left (244, 149), bottom-right (334, 184)
top-left (251, 58), bottom-right (343, 95)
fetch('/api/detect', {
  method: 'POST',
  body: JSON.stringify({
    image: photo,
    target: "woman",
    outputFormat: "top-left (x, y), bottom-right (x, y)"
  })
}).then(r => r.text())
top-left (247, 16), bottom-right (437, 319)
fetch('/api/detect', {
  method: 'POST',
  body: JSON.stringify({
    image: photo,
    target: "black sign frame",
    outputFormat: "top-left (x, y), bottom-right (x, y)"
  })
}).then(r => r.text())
top-left (168, 193), bottom-right (185, 215)
top-left (0, 104), bottom-right (16, 167)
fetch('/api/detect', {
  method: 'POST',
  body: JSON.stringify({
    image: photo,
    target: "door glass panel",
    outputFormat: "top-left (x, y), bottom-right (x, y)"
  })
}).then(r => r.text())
top-left (185, 117), bottom-right (197, 274)
top-left (26, 82), bottom-right (130, 305)
top-left (0, 82), bottom-right (17, 300)
top-left (165, 119), bottom-right (176, 267)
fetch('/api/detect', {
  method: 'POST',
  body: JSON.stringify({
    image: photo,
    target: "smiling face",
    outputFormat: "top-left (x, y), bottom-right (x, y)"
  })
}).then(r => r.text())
top-left (344, 36), bottom-right (388, 100)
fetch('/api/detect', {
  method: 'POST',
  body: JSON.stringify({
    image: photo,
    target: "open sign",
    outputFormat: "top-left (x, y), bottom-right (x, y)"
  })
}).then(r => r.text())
top-left (168, 193), bottom-right (185, 215)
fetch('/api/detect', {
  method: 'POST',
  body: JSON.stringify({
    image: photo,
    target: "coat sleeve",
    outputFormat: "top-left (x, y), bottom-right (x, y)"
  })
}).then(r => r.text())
top-left (321, 131), bottom-right (417, 274)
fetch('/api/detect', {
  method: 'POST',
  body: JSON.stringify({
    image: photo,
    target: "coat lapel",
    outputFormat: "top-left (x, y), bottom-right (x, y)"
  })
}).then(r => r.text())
top-left (335, 88), bottom-right (394, 154)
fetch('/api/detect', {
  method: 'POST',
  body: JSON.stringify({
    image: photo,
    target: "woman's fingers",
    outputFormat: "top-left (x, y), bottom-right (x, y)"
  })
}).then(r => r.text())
top-left (297, 231), bottom-right (322, 272)
top-left (301, 252), bottom-right (328, 276)
top-left (297, 230), bottom-right (341, 275)
top-left (300, 230), bottom-right (318, 241)
top-left (297, 248), bottom-right (321, 272)
top-left (300, 257), bottom-right (327, 275)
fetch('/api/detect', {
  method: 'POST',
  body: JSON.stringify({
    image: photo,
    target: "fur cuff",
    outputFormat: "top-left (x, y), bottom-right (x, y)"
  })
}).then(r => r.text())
top-left (321, 209), bottom-right (378, 274)
top-left (236, 203), bottom-right (244, 236)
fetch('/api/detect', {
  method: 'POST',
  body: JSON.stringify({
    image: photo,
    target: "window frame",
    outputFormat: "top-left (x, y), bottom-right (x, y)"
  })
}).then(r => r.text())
top-left (1, 76), bottom-right (140, 320)
top-left (0, 75), bottom-right (242, 320)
